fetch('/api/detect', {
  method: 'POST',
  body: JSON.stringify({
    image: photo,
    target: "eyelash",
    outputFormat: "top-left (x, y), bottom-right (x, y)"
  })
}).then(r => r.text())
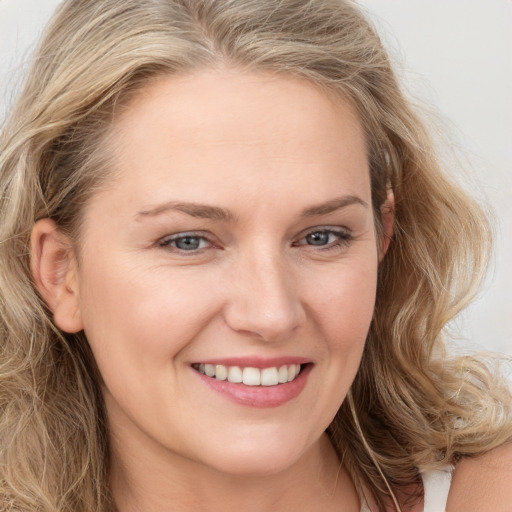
top-left (157, 228), bottom-right (352, 254)
top-left (293, 228), bottom-right (352, 252)
top-left (158, 231), bottom-right (215, 254)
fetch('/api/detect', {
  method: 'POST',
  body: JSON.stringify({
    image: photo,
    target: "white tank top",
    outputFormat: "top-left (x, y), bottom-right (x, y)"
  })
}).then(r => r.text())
top-left (360, 466), bottom-right (454, 512)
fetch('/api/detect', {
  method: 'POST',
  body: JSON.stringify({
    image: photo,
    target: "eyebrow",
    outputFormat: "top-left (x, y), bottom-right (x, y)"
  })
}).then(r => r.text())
top-left (136, 201), bottom-right (236, 222)
top-left (301, 195), bottom-right (369, 217)
top-left (135, 195), bottom-right (368, 222)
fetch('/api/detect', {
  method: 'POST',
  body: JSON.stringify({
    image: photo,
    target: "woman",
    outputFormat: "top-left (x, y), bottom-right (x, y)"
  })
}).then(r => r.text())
top-left (0, 1), bottom-right (510, 511)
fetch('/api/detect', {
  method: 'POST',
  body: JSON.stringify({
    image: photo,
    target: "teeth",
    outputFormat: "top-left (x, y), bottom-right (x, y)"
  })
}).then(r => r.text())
top-left (194, 363), bottom-right (303, 386)
top-left (278, 365), bottom-right (288, 383)
top-left (242, 367), bottom-right (261, 386)
top-left (215, 364), bottom-right (227, 381)
top-left (287, 364), bottom-right (301, 382)
top-left (261, 367), bottom-right (279, 386)
top-left (227, 366), bottom-right (242, 383)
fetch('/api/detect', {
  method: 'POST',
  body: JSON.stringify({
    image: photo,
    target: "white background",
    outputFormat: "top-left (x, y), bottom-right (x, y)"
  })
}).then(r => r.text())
top-left (1, 0), bottom-right (510, 356)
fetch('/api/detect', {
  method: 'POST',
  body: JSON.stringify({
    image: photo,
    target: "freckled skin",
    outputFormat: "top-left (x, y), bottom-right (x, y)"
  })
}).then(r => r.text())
top-left (71, 70), bottom-right (379, 511)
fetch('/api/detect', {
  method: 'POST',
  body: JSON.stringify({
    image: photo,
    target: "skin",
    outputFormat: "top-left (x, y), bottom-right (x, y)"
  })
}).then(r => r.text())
top-left (30, 68), bottom-right (511, 511)
top-left (447, 442), bottom-right (512, 512)
top-left (33, 69), bottom-right (378, 511)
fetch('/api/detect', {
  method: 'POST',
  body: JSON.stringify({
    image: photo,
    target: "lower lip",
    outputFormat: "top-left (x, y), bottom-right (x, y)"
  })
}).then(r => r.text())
top-left (193, 364), bottom-right (313, 408)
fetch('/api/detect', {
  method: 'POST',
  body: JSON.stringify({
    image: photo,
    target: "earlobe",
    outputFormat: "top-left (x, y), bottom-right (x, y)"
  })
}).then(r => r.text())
top-left (30, 218), bottom-right (84, 333)
top-left (379, 186), bottom-right (395, 261)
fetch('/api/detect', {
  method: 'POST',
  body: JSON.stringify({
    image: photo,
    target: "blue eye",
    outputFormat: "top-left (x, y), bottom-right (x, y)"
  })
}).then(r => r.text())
top-left (173, 236), bottom-right (204, 251)
top-left (295, 229), bottom-right (352, 250)
top-left (305, 231), bottom-right (332, 246)
top-left (159, 233), bottom-right (211, 252)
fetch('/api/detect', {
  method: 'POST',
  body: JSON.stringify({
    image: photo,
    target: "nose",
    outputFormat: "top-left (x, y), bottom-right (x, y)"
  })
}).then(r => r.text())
top-left (223, 249), bottom-right (305, 342)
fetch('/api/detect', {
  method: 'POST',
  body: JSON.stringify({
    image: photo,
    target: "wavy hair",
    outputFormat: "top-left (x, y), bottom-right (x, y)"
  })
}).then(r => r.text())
top-left (0, 0), bottom-right (510, 510)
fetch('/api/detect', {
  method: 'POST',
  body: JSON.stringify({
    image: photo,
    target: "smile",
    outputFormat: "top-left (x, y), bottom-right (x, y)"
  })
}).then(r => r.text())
top-left (192, 363), bottom-right (302, 386)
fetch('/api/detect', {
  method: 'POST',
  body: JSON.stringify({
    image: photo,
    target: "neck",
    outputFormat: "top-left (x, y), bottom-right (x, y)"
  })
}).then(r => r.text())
top-left (110, 433), bottom-right (360, 512)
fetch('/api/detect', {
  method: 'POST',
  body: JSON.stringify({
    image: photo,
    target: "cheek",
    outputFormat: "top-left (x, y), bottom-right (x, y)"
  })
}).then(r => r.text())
top-left (76, 257), bottom-right (221, 378)
top-left (295, 258), bottom-right (377, 435)
top-left (309, 260), bottom-right (378, 349)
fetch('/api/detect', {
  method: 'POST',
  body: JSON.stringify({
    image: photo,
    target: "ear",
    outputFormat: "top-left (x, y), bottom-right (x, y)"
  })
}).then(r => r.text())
top-left (30, 218), bottom-right (84, 333)
top-left (378, 186), bottom-right (394, 261)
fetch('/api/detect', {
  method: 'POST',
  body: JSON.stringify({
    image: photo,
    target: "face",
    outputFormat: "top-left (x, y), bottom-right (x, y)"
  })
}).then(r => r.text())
top-left (69, 70), bottom-right (380, 476)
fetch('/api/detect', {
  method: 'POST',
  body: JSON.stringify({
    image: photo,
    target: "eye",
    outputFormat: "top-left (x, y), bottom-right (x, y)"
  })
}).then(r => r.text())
top-left (158, 232), bottom-right (213, 252)
top-left (294, 228), bottom-right (352, 251)
top-left (304, 231), bottom-right (335, 246)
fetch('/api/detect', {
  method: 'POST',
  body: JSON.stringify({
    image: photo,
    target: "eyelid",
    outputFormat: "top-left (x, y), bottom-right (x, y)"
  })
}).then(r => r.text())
top-left (293, 226), bottom-right (353, 250)
top-left (296, 225), bottom-right (352, 239)
top-left (157, 231), bottom-right (217, 252)
top-left (155, 226), bottom-right (352, 254)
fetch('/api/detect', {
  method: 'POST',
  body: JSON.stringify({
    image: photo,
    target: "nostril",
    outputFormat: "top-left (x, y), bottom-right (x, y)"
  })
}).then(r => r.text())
top-left (223, 298), bottom-right (305, 342)
top-left (222, 258), bottom-right (306, 341)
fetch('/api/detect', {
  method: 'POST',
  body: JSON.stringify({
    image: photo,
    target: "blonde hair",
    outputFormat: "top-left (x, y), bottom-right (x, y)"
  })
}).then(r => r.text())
top-left (0, 0), bottom-right (510, 510)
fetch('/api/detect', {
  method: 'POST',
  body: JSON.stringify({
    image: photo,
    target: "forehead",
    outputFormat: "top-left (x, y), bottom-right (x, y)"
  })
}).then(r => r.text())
top-left (97, 69), bottom-right (370, 215)
top-left (112, 69), bottom-right (364, 149)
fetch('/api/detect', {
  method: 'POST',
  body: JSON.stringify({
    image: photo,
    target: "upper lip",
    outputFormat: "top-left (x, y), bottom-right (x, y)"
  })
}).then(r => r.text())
top-left (191, 356), bottom-right (311, 369)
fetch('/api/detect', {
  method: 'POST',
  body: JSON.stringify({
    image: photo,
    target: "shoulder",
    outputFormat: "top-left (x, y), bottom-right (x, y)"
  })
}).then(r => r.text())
top-left (447, 442), bottom-right (512, 512)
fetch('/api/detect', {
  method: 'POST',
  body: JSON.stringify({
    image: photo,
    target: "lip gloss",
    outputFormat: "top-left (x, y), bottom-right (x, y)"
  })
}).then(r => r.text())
top-left (193, 363), bottom-right (313, 408)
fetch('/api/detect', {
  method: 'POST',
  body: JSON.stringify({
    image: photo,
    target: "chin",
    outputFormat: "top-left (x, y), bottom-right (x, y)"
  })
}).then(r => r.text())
top-left (195, 430), bottom-right (314, 477)
top-left (206, 452), bottom-right (301, 478)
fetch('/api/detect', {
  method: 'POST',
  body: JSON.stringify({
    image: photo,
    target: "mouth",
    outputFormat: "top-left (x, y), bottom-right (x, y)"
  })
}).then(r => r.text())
top-left (190, 358), bottom-right (313, 407)
top-left (191, 362), bottom-right (304, 387)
